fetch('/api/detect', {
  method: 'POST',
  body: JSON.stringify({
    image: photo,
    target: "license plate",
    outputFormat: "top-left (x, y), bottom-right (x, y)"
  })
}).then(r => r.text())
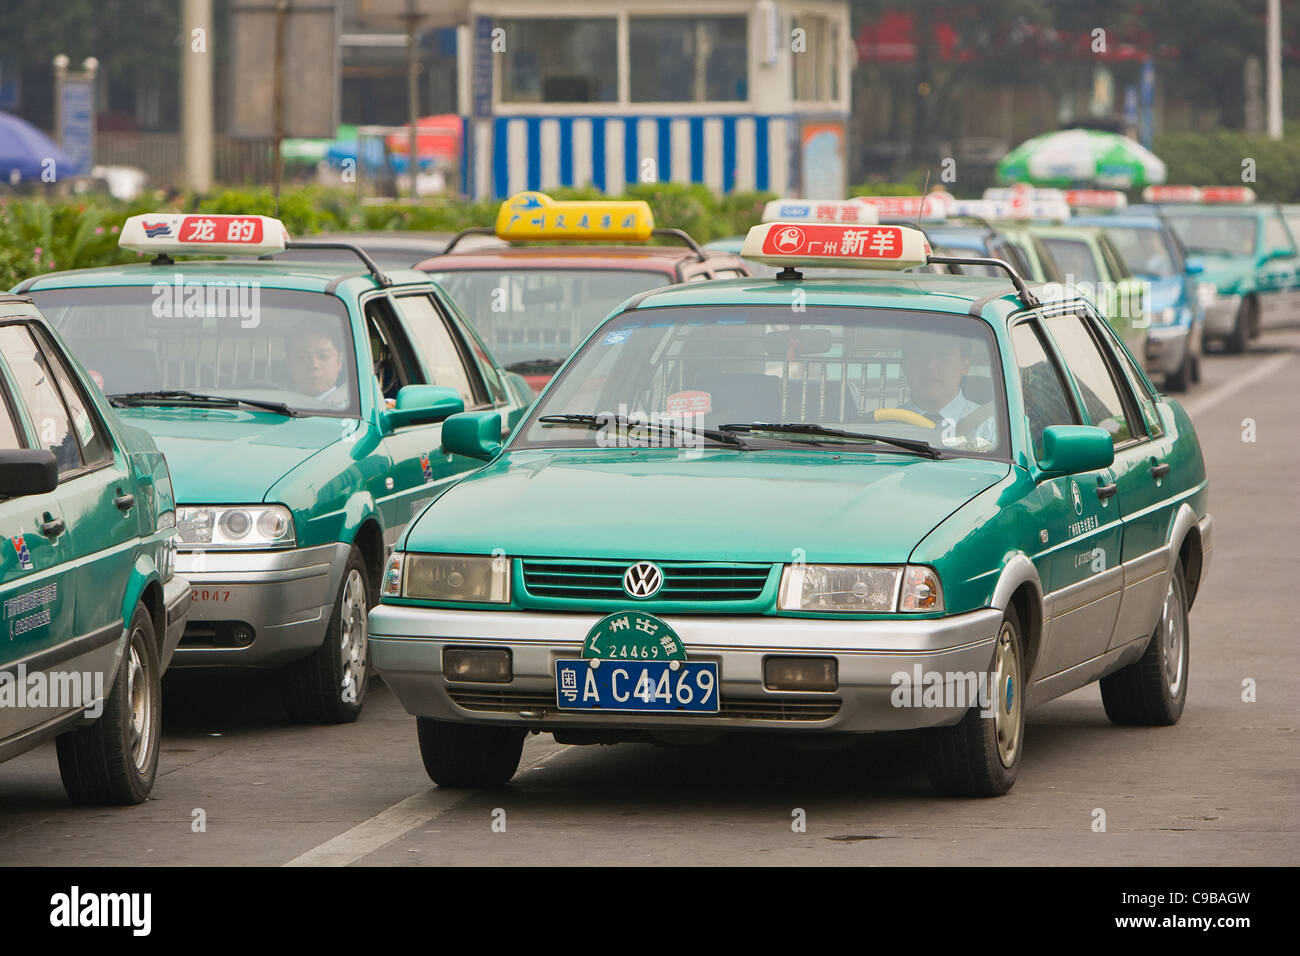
top-left (554, 659), bottom-right (719, 713)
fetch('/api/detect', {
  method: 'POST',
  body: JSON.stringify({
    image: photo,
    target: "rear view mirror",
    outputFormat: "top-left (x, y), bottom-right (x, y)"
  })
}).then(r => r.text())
top-left (1036, 425), bottom-right (1114, 477)
top-left (442, 411), bottom-right (503, 461)
top-left (384, 385), bottom-right (464, 429)
top-left (0, 449), bottom-right (58, 498)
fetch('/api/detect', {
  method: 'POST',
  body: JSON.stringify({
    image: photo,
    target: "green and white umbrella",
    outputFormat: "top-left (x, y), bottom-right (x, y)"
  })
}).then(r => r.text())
top-left (997, 129), bottom-right (1166, 189)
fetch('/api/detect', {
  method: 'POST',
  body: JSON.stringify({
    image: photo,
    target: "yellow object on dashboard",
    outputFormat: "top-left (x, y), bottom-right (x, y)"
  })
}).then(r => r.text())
top-left (494, 192), bottom-right (655, 241)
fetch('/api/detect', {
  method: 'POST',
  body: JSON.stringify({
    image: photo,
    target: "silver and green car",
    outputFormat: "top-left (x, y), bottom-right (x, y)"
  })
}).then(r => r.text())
top-left (371, 225), bottom-right (1212, 797)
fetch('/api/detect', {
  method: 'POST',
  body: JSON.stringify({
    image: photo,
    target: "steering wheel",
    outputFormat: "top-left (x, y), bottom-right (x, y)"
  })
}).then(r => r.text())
top-left (873, 407), bottom-right (936, 428)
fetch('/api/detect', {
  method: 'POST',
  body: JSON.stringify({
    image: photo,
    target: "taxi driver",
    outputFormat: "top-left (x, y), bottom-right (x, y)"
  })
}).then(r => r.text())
top-left (900, 331), bottom-right (997, 448)
top-left (289, 327), bottom-right (349, 408)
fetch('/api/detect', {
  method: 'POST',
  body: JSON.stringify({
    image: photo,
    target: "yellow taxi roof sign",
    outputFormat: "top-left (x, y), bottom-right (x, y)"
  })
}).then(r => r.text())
top-left (495, 192), bottom-right (654, 241)
top-left (740, 222), bottom-right (932, 271)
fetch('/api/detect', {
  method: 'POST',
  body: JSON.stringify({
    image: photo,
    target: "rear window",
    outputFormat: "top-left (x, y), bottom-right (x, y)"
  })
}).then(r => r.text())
top-left (1040, 238), bottom-right (1101, 284)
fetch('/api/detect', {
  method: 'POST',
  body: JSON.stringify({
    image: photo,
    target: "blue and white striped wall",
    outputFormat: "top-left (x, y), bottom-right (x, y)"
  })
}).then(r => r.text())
top-left (464, 115), bottom-right (798, 200)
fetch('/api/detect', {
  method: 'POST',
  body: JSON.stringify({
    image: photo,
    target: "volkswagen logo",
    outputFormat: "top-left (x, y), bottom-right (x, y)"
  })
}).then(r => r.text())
top-left (623, 561), bottom-right (664, 598)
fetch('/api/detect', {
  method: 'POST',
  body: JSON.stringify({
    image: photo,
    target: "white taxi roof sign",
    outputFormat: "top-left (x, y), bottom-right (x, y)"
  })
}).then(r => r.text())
top-left (740, 222), bottom-right (932, 270)
top-left (761, 199), bottom-right (878, 225)
top-left (495, 191), bottom-right (654, 241)
top-left (854, 194), bottom-right (950, 221)
top-left (119, 214), bottom-right (289, 256)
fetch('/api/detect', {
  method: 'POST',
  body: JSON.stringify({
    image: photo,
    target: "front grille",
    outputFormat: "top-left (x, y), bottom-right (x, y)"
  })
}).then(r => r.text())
top-left (448, 689), bottom-right (840, 722)
top-left (521, 559), bottom-right (772, 602)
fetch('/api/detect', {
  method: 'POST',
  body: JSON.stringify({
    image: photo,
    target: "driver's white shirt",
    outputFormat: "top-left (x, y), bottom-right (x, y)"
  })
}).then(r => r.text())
top-left (903, 390), bottom-right (998, 447)
top-left (315, 383), bottom-right (349, 409)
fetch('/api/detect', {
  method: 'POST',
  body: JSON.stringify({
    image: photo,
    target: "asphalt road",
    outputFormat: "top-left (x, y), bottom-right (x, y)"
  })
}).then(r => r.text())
top-left (2, 332), bottom-right (1297, 866)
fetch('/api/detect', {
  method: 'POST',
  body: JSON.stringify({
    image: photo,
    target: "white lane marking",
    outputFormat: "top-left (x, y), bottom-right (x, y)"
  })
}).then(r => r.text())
top-left (1180, 352), bottom-right (1294, 419)
top-left (282, 737), bottom-right (568, 867)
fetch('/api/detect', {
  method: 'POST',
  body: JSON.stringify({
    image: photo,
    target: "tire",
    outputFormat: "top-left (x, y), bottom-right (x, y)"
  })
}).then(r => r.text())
top-left (56, 602), bottom-right (162, 805)
top-left (416, 717), bottom-right (524, 788)
top-left (1224, 298), bottom-right (1252, 353)
top-left (1191, 351), bottom-right (1202, 385)
top-left (1100, 562), bottom-right (1189, 726)
top-left (1164, 345), bottom-right (1193, 393)
top-left (927, 605), bottom-right (1025, 797)
top-left (281, 546), bottom-right (370, 724)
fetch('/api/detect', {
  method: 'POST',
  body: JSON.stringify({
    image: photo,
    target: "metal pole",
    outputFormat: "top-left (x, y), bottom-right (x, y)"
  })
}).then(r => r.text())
top-left (272, 0), bottom-right (289, 200)
top-left (407, 1), bottom-right (421, 199)
top-left (1267, 0), bottom-right (1283, 140)
top-left (181, 0), bottom-right (214, 192)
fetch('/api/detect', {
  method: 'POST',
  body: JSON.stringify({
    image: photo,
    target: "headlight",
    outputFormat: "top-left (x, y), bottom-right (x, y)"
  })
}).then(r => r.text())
top-left (1150, 306), bottom-right (1177, 326)
top-left (381, 552), bottom-right (404, 598)
top-left (899, 566), bottom-right (944, 612)
top-left (176, 505), bottom-right (296, 549)
top-left (778, 564), bottom-right (901, 612)
top-left (397, 554), bottom-right (510, 603)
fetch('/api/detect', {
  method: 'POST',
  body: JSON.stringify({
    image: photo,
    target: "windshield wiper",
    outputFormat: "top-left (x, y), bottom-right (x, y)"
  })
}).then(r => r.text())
top-left (537, 413), bottom-right (752, 450)
top-left (506, 358), bottom-right (566, 375)
top-left (108, 390), bottom-right (300, 417)
top-left (718, 422), bottom-right (942, 459)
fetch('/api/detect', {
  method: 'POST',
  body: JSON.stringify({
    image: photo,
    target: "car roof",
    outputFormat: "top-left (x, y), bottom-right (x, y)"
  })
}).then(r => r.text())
top-left (1145, 203), bottom-right (1262, 217)
top-left (16, 259), bottom-right (435, 298)
top-left (1025, 223), bottom-right (1105, 240)
top-left (1068, 214), bottom-right (1164, 230)
top-left (622, 273), bottom-right (1075, 322)
top-left (415, 245), bottom-right (727, 273)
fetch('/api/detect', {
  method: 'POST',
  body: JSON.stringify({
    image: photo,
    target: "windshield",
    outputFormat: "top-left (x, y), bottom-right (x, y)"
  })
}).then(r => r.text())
top-left (517, 304), bottom-right (1008, 459)
top-left (1105, 226), bottom-right (1176, 277)
top-left (426, 268), bottom-right (670, 376)
top-left (1040, 237), bottom-right (1102, 284)
top-left (28, 285), bottom-right (360, 416)
top-left (1162, 213), bottom-right (1257, 257)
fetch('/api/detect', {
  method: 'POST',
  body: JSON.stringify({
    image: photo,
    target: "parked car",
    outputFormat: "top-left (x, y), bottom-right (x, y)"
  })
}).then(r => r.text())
top-left (1, 292), bottom-right (189, 804)
top-left (16, 214), bottom-right (530, 724)
top-left (370, 222), bottom-right (1212, 797)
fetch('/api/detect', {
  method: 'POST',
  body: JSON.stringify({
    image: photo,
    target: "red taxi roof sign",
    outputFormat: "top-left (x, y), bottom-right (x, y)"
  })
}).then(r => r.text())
top-left (1199, 185), bottom-right (1257, 203)
top-left (1142, 185), bottom-right (1256, 204)
top-left (740, 222), bottom-right (931, 270)
top-left (760, 199), bottom-right (879, 225)
top-left (1065, 189), bottom-right (1127, 210)
top-left (119, 214), bottom-right (289, 256)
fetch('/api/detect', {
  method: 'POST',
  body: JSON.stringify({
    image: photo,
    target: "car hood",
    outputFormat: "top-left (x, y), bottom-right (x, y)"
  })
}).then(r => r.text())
top-left (403, 448), bottom-right (1011, 562)
top-left (117, 407), bottom-right (347, 503)
top-left (1184, 256), bottom-right (1253, 292)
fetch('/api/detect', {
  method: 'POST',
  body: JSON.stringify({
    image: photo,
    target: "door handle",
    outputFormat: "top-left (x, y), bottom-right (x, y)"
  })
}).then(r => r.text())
top-left (1149, 462), bottom-right (1170, 479)
top-left (115, 492), bottom-right (136, 511)
top-left (1095, 482), bottom-right (1118, 500)
top-left (40, 516), bottom-right (66, 538)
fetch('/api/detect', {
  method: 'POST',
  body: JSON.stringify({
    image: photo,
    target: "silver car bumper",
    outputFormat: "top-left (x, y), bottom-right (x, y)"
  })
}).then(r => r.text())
top-left (1143, 323), bottom-right (1192, 375)
top-left (369, 605), bottom-right (1004, 734)
top-left (1203, 294), bottom-right (1242, 337)
top-left (171, 543), bottom-right (350, 667)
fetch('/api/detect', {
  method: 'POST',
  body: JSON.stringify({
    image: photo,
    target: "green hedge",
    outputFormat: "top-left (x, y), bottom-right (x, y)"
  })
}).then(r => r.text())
top-left (1152, 131), bottom-right (1300, 202)
top-left (1, 182), bottom-right (776, 290)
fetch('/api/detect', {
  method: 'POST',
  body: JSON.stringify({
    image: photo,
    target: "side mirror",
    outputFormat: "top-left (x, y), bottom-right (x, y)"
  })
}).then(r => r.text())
top-left (383, 385), bottom-right (464, 429)
top-left (442, 411), bottom-right (503, 461)
top-left (1268, 246), bottom-right (1296, 261)
top-left (0, 448), bottom-right (59, 498)
top-left (1036, 425), bottom-right (1114, 478)
top-left (1183, 260), bottom-right (1204, 276)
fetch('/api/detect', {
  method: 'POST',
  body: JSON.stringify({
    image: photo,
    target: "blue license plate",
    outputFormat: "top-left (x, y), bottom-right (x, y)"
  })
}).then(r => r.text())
top-left (554, 659), bottom-right (719, 713)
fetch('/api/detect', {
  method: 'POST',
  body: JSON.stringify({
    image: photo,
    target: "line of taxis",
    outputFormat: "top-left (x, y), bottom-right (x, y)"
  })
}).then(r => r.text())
top-left (2, 188), bottom-right (1224, 800)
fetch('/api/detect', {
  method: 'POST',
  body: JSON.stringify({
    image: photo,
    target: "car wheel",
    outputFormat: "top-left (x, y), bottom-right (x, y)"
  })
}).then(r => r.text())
top-left (1191, 351), bottom-right (1202, 384)
top-left (56, 602), bottom-right (162, 805)
top-left (1100, 561), bottom-right (1189, 726)
top-left (416, 717), bottom-right (524, 788)
top-left (926, 605), bottom-right (1024, 797)
top-left (281, 546), bottom-right (369, 724)
top-left (1224, 298), bottom-right (1252, 353)
top-left (1165, 346), bottom-right (1193, 392)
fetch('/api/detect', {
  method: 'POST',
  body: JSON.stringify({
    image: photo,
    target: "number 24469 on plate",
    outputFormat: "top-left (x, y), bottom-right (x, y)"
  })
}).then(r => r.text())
top-left (554, 659), bottom-right (719, 713)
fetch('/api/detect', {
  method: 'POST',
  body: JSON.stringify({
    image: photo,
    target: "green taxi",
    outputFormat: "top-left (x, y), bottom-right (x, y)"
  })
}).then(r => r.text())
top-left (370, 222), bottom-right (1213, 797)
top-left (16, 214), bottom-right (530, 724)
top-left (2, 293), bottom-right (189, 804)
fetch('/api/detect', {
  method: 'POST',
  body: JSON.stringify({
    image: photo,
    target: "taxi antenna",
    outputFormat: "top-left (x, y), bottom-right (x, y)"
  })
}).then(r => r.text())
top-left (915, 169), bottom-right (933, 230)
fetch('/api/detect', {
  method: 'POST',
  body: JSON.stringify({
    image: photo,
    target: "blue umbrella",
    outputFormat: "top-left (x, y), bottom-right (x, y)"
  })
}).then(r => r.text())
top-left (0, 111), bottom-right (77, 182)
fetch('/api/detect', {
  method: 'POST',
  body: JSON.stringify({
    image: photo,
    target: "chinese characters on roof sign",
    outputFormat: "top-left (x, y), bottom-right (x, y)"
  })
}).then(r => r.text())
top-left (740, 222), bottom-right (931, 270)
top-left (761, 198), bottom-right (880, 225)
top-left (118, 214), bottom-right (290, 256)
top-left (494, 191), bottom-right (655, 241)
top-left (1142, 185), bottom-right (1256, 204)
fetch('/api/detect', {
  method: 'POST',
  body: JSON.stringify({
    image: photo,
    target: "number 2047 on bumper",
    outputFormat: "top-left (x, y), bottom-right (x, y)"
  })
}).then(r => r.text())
top-left (554, 660), bottom-right (719, 713)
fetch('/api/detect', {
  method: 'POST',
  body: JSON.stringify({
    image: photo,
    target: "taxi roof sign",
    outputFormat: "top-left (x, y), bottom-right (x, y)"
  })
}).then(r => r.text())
top-left (495, 191), bottom-right (654, 241)
top-left (854, 194), bottom-right (951, 221)
top-left (740, 222), bottom-right (931, 270)
top-left (1141, 185), bottom-right (1256, 204)
top-left (760, 199), bottom-right (878, 225)
top-left (1064, 189), bottom-right (1127, 210)
top-left (119, 214), bottom-right (289, 257)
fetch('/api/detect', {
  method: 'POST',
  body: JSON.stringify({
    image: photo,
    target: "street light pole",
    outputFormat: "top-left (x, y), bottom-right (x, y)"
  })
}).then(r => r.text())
top-left (1267, 0), bottom-right (1282, 140)
top-left (406, 0), bottom-right (421, 200)
top-left (181, 0), bottom-right (214, 192)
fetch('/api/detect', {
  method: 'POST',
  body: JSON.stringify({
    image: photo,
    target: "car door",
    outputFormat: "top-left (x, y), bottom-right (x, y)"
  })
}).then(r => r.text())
top-left (1258, 209), bottom-right (1300, 327)
top-left (0, 322), bottom-right (78, 743)
top-left (1010, 313), bottom-right (1124, 678)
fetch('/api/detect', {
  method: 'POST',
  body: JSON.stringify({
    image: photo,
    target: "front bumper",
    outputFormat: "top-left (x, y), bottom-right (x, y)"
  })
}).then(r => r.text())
top-left (369, 606), bottom-right (1004, 735)
top-left (171, 543), bottom-right (351, 667)
top-left (1203, 294), bottom-right (1242, 337)
top-left (1143, 323), bottom-right (1193, 376)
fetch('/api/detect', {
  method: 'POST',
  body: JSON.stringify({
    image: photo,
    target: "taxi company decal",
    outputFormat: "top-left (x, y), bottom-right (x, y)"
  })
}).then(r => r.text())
top-left (1070, 480), bottom-right (1084, 515)
top-left (761, 224), bottom-right (904, 259)
top-left (666, 390), bottom-right (711, 415)
top-left (602, 329), bottom-right (631, 345)
top-left (419, 453), bottom-right (434, 482)
top-left (10, 535), bottom-right (32, 571)
top-left (4, 581), bottom-right (57, 639)
top-left (580, 612), bottom-right (686, 661)
top-left (141, 220), bottom-right (173, 238)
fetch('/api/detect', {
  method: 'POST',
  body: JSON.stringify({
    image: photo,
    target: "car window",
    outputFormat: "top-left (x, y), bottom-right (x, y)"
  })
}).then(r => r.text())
top-left (1098, 236), bottom-right (1132, 279)
top-left (1010, 320), bottom-right (1079, 461)
top-left (1088, 307), bottom-right (1164, 438)
top-left (392, 294), bottom-right (478, 407)
top-left (1043, 310), bottom-right (1134, 445)
top-left (457, 317), bottom-right (508, 404)
top-left (1105, 226), bottom-right (1176, 278)
top-left (31, 286), bottom-right (360, 417)
top-left (365, 298), bottom-right (423, 400)
top-left (0, 372), bottom-right (22, 450)
top-left (1263, 212), bottom-right (1295, 255)
top-left (30, 325), bottom-right (113, 467)
top-left (1163, 213), bottom-right (1257, 257)
top-left (0, 324), bottom-right (83, 473)
top-left (1040, 238), bottom-right (1101, 284)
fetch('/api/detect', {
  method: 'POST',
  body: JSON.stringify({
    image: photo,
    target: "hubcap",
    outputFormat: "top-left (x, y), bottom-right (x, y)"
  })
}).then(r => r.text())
top-left (1160, 580), bottom-right (1185, 697)
top-left (992, 621), bottom-right (1022, 768)
top-left (127, 630), bottom-right (152, 773)
top-left (339, 568), bottom-right (368, 705)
